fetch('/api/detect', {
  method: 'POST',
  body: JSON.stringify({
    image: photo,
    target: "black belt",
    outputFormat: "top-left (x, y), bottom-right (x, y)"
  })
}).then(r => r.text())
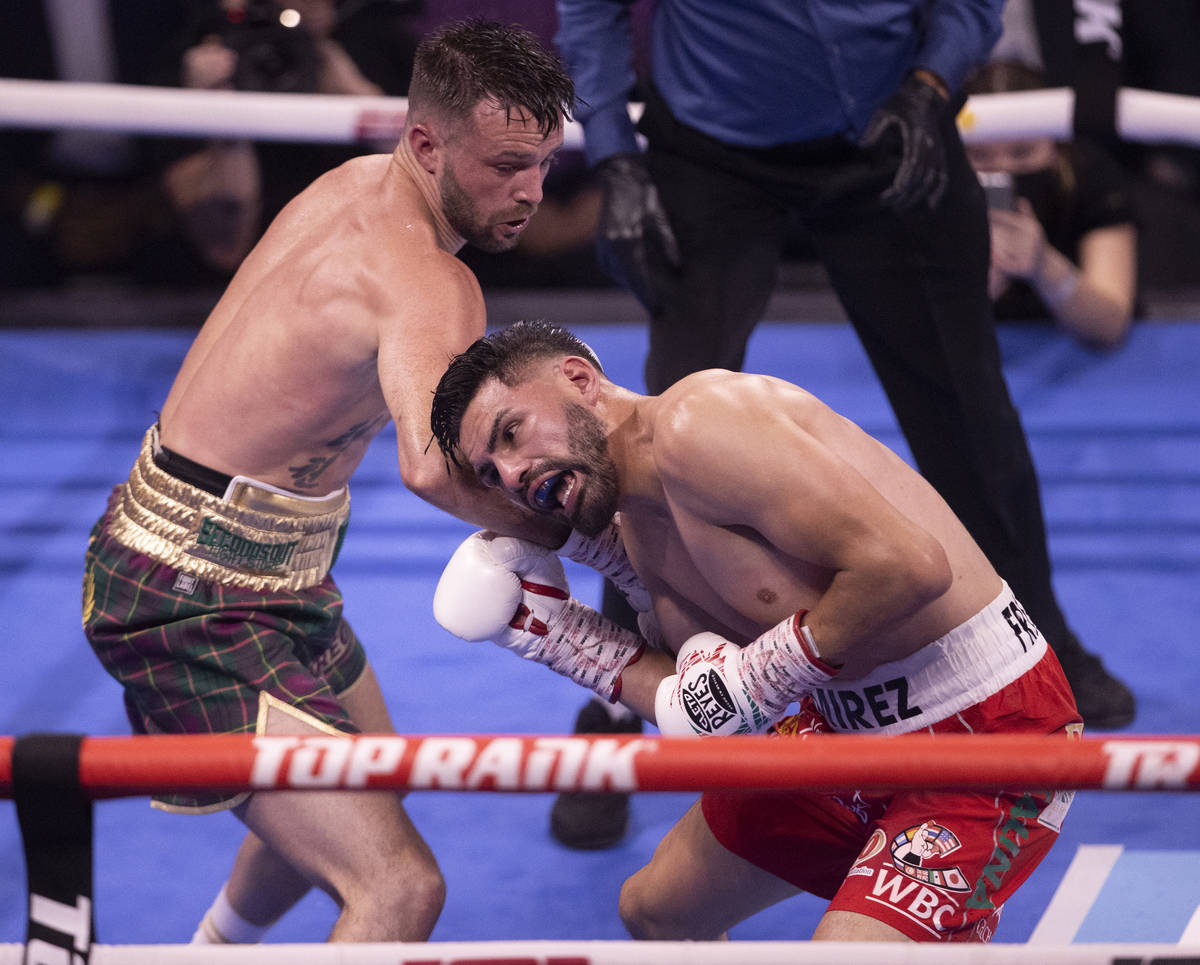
top-left (152, 440), bottom-right (233, 498)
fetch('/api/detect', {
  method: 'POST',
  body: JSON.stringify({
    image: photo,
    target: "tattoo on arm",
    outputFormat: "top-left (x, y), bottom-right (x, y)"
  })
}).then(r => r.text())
top-left (288, 416), bottom-right (389, 489)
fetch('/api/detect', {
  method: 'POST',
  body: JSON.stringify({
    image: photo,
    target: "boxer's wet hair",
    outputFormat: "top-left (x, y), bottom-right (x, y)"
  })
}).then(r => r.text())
top-left (431, 319), bottom-right (603, 466)
top-left (408, 19), bottom-right (575, 136)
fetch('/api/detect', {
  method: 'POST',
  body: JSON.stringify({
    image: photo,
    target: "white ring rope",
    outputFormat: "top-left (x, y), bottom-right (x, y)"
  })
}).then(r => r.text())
top-left (3, 79), bottom-right (1200, 147)
top-left (0, 79), bottom-right (409, 146)
top-left (1, 939), bottom-right (1197, 964)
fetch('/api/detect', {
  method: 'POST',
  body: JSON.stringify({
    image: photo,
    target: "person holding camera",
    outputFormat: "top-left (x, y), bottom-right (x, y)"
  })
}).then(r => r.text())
top-left (0, 1), bottom-right (214, 289)
top-left (966, 60), bottom-right (1139, 350)
top-left (164, 0), bottom-right (419, 272)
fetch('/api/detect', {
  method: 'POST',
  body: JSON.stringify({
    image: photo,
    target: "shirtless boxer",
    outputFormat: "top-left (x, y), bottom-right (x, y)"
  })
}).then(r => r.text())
top-left (81, 22), bottom-right (588, 944)
top-left (430, 320), bottom-right (1082, 944)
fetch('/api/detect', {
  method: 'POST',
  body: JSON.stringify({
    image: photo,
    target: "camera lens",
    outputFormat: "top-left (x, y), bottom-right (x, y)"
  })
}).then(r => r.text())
top-left (224, 2), bottom-right (319, 93)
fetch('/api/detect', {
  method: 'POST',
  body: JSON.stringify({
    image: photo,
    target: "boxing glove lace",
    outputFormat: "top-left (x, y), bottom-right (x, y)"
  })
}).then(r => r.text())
top-left (559, 515), bottom-right (651, 613)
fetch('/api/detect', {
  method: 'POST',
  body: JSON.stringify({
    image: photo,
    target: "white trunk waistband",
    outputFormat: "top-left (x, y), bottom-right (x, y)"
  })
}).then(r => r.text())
top-left (810, 583), bottom-right (1045, 734)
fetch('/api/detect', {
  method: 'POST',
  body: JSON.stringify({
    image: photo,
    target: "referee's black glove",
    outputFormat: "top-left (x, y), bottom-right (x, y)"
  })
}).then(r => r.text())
top-left (858, 70), bottom-right (952, 211)
top-left (594, 153), bottom-right (681, 311)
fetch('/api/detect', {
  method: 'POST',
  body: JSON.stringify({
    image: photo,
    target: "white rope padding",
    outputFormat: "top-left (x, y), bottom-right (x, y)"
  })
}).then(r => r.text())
top-left (958, 86), bottom-right (1200, 145)
top-left (1, 940), bottom-right (1197, 964)
top-left (0, 80), bottom-right (409, 146)
top-left (3, 79), bottom-right (1200, 148)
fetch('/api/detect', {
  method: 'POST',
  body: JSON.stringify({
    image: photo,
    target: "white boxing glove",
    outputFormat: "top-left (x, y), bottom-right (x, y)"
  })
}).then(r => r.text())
top-left (654, 612), bottom-right (838, 737)
top-left (435, 532), bottom-right (646, 702)
top-left (434, 531), bottom-right (568, 656)
top-left (654, 634), bottom-right (771, 737)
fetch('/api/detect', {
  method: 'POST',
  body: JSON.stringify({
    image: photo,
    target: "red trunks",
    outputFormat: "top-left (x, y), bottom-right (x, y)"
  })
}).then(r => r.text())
top-left (701, 585), bottom-right (1082, 942)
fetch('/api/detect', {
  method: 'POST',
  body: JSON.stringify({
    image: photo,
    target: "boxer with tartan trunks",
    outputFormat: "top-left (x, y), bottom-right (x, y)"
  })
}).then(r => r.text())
top-left (71, 25), bottom-right (584, 944)
top-left (702, 582), bottom-right (1082, 943)
top-left (83, 427), bottom-right (365, 812)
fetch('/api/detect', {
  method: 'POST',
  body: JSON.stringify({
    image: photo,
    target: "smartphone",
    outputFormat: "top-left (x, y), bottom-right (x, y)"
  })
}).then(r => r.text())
top-left (977, 170), bottom-right (1015, 211)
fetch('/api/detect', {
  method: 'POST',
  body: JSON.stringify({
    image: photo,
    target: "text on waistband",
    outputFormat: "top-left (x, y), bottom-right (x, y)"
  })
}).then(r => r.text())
top-left (195, 516), bottom-right (299, 571)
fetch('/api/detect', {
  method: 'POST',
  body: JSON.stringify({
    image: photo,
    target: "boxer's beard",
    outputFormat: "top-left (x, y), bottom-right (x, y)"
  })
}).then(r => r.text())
top-left (441, 160), bottom-right (527, 254)
top-left (562, 402), bottom-right (619, 537)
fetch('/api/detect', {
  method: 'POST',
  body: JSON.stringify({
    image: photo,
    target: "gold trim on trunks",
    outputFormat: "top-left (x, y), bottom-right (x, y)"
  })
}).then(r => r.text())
top-left (106, 429), bottom-right (350, 592)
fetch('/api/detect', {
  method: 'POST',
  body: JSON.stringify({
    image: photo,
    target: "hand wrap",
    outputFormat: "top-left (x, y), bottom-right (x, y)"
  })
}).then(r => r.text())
top-left (654, 611), bottom-right (838, 737)
top-left (560, 516), bottom-right (651, 612)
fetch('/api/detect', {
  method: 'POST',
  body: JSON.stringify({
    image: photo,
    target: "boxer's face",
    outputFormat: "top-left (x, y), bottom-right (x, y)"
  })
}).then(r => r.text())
top-left (459, 373), bottom-right (619, 537)
top-left (438, 100), bottom-right (562, 254)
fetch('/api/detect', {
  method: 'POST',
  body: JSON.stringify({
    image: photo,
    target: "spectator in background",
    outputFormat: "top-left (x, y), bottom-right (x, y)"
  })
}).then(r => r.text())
top-left (549, 0), bottom-right (1136, 851)
top-left (966, 60), bottom-right (1139, 350)
top-left (161, 31), bottom-right (262, 275)
top-left (166, 0), bottom-right (423, 273)
top-left (0, 0), bottom-right (208, 289)
top-left (987, 0), bottom-right (1200, 295)
top-left (0, 0), bottom-right (421, 290)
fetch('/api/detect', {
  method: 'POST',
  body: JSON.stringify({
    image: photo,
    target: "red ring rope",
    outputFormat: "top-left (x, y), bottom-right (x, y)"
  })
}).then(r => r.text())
top-left (2, 734), bottom-right (1199, 799)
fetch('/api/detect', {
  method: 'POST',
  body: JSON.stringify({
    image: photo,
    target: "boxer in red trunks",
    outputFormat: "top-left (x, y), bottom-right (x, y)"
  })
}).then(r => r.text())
top-left (701, 607), bottom-right (1081, 942)
top-left (429, 319), bottom-right (1082, 944)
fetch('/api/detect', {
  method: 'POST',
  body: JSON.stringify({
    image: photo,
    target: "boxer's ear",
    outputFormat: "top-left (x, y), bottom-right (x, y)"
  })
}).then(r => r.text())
top-left (560, 355), bottom-right (601, 402)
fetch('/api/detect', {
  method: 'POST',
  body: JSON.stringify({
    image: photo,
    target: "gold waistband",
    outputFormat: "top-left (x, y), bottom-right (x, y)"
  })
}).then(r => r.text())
top-left (106, 429), bottom-right (350, 592)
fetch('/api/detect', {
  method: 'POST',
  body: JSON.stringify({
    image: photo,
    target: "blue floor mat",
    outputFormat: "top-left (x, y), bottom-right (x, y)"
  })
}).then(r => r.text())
top-left (1, 319), bottom-right (1197, 945)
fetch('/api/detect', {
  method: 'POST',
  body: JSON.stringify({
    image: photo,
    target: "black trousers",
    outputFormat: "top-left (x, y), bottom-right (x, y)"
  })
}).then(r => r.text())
top-left (623, 88), bottom-right (1073, 650)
